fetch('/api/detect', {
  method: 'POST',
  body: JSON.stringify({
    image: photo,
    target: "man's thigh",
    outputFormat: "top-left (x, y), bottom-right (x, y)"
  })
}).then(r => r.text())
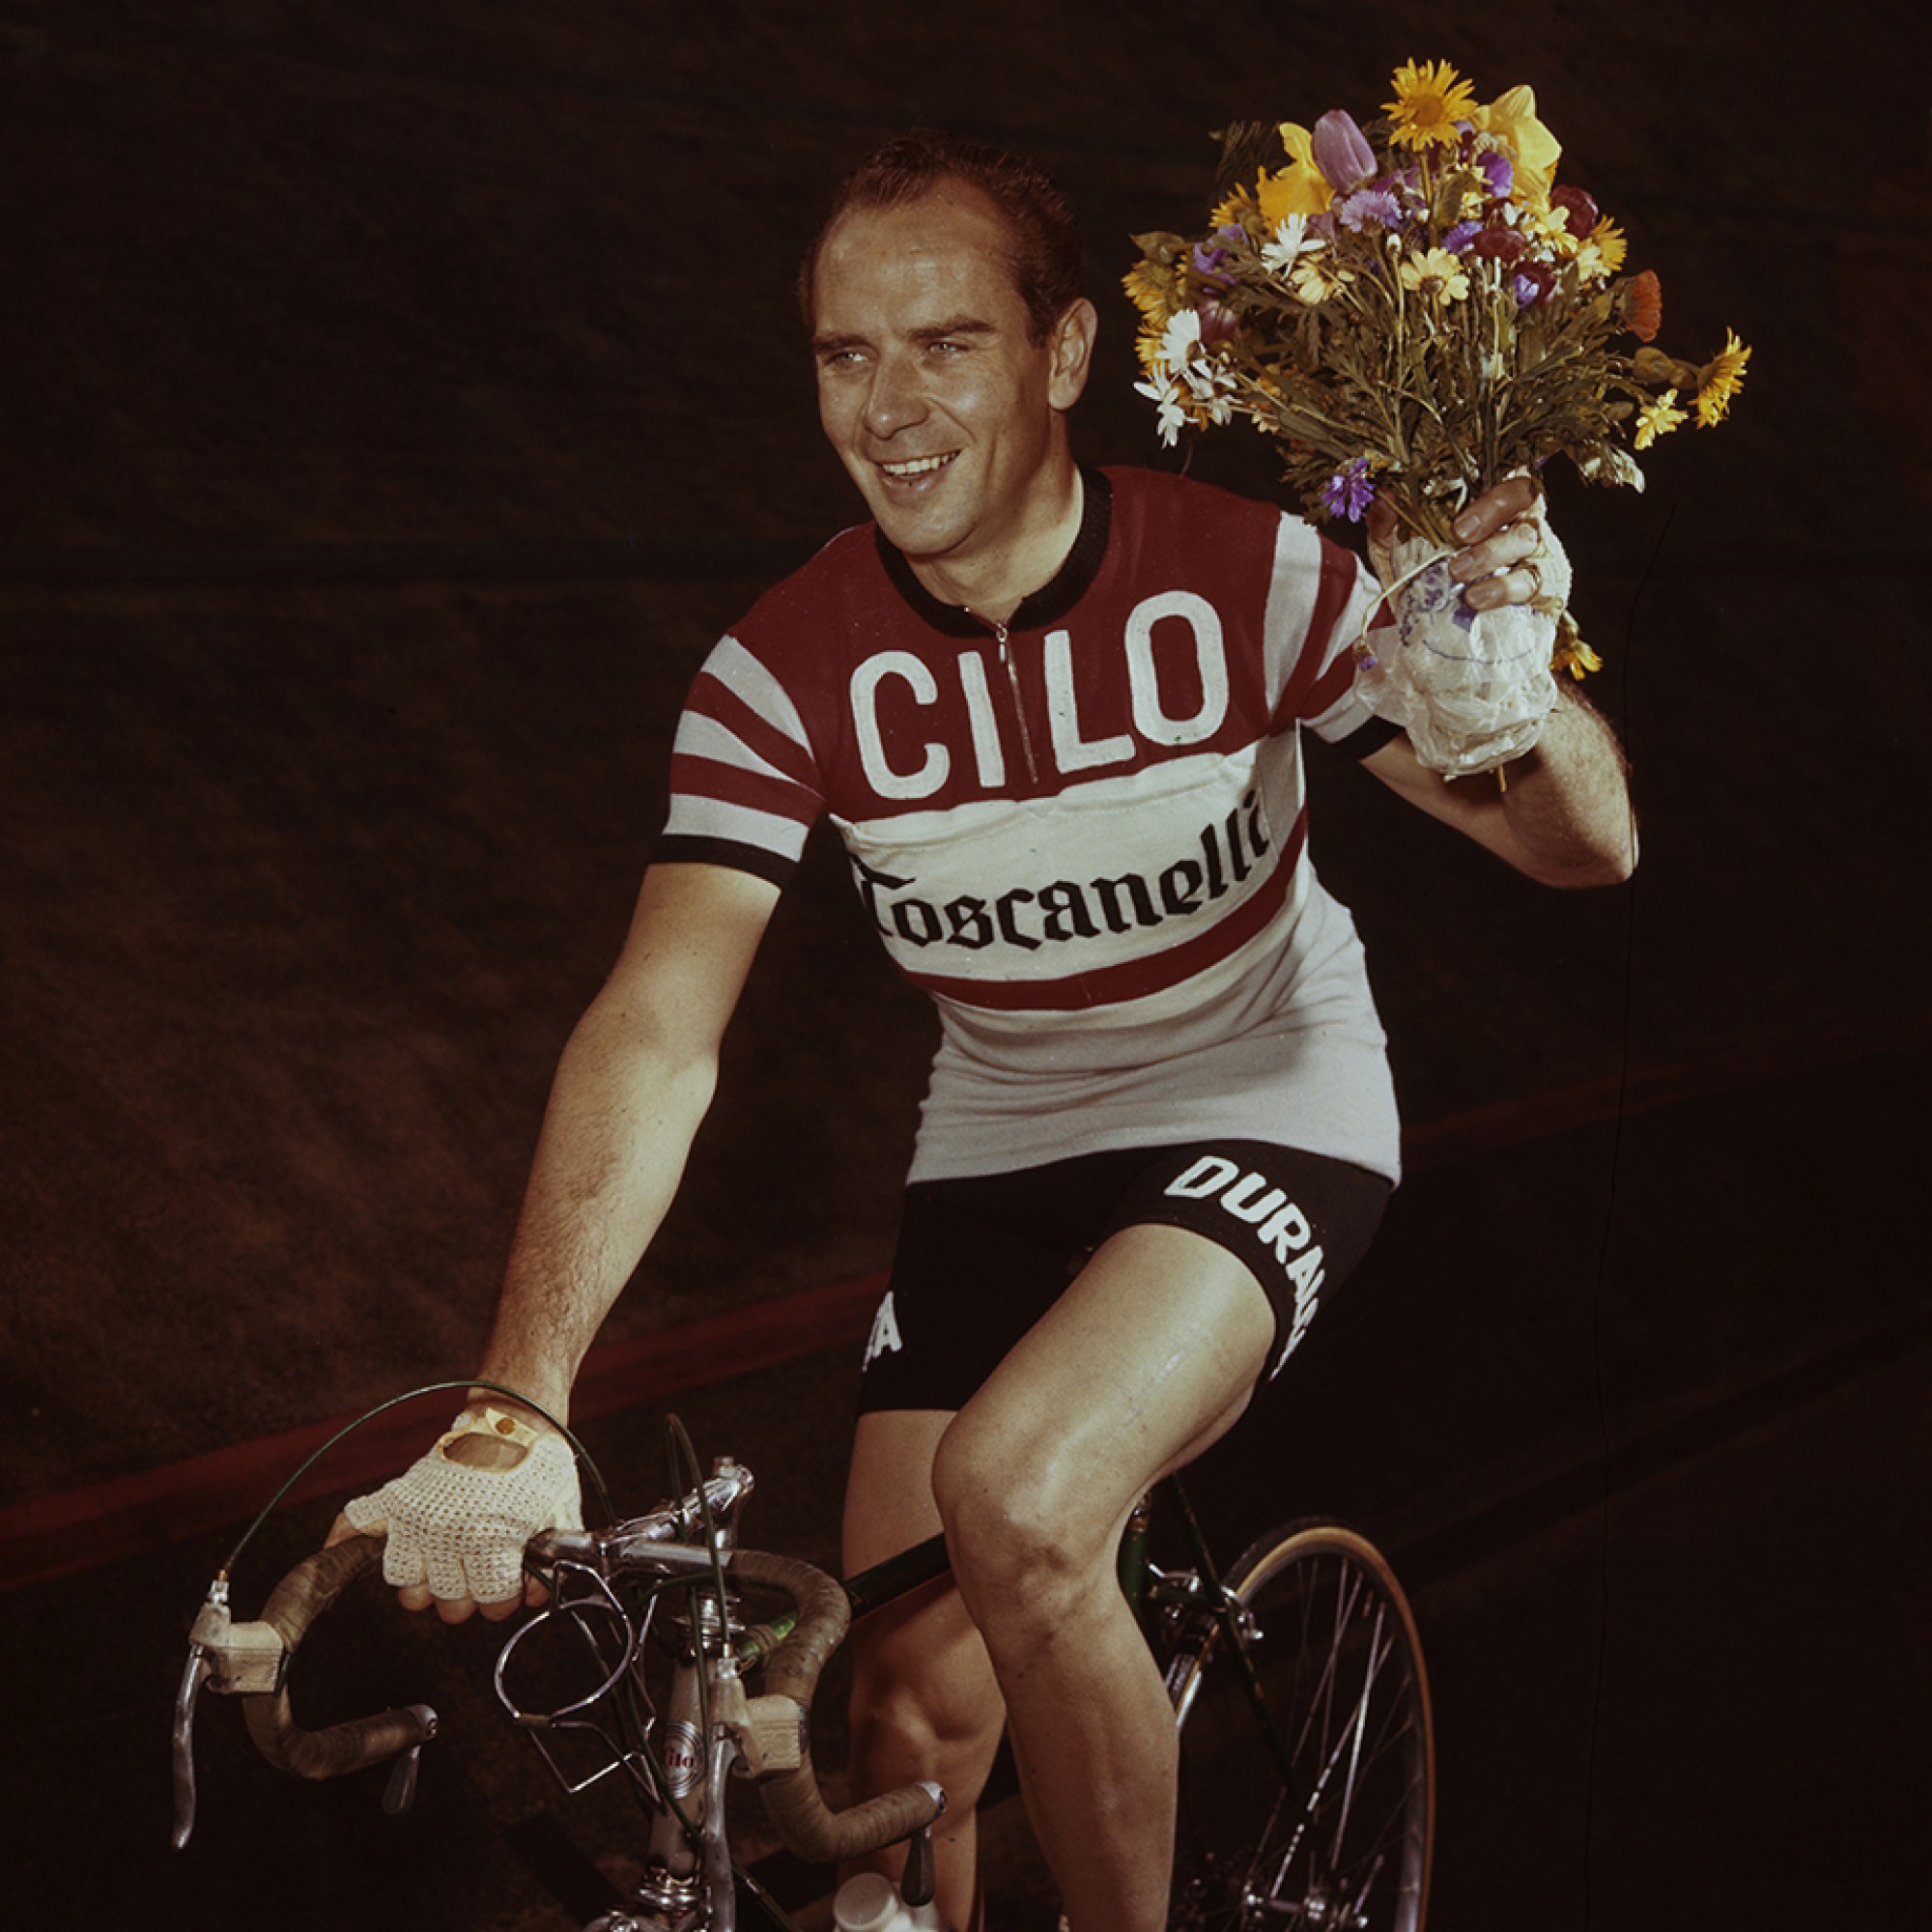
top-left (936, 1222), bottom-right (1277, 1560)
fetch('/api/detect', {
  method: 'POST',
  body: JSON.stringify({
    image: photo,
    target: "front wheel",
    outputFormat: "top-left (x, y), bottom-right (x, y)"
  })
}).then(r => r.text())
top-left (1167, 1521), bottom-right (1434, 1932)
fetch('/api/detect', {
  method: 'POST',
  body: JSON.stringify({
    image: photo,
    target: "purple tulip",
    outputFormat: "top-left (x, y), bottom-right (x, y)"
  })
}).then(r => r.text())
top-left (1312, 110), bottom-right (1378, 191)
top-left (1478, 150), bottom-right (1514, 200)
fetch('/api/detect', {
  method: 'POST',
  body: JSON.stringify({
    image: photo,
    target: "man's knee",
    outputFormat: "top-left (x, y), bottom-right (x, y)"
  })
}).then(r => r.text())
top-left (929, 1415), bottom-right (1102, 1632)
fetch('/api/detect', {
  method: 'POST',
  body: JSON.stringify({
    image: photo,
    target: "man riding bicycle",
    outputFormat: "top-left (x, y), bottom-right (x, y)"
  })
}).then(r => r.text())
top-left (334, 130), bottom-right (1635, 1931)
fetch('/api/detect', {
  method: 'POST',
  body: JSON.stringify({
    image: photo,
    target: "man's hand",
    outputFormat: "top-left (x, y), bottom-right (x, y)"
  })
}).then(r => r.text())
top-left (1368, 473), bottom-right (1553, 611)
top-left (327, 1406), bottom-right (581, 1624)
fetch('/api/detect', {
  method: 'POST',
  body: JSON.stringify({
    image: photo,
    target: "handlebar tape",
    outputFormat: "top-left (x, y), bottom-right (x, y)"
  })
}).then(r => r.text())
top-left (729, 1548), bottom-right (945, 1862)
top-left (242, 1535), bottom-right (436, 1779)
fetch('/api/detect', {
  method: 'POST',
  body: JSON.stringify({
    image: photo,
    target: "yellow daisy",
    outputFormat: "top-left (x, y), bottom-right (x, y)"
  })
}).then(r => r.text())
top-left (1634, 388), bottom-right (1690, 449)
top-left (1122, 257), bottom-right (1181, 327)
top-left (1575, 216), bottom-right (1629, 280)
top-left (1399, 246), bottom-right (1471, 302)
top-left (1694, 329), bottom-right (1751, 427)
top-left (1208, 184), bottom-right (1264, 235)
top-left (1292, 254), bottom-right (1355, 303)
top-left (1384, 59), bottom-right (1479, 152)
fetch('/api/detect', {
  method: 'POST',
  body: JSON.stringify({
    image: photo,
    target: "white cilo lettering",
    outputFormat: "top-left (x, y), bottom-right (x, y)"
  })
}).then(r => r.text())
top-left (851, 652), bottom-right (950, 800)
top-left (955, 651), bottom-right (1007, 788)
top-left (1164, 1154), bottom-right (1240, 1200)
top-left (1044, 630), bottom-right (1134, 773)
top-left (1124, 591), bottom-right (1229, 746)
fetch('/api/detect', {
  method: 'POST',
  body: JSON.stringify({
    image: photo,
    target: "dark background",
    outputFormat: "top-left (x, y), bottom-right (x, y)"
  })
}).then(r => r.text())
top-left (2, 3), bottom-right (1925, 1926)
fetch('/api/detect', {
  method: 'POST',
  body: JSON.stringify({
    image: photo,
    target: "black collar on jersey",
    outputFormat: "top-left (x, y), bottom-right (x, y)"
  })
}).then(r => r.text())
top-left (873, 464), bottom-right (1114, 638)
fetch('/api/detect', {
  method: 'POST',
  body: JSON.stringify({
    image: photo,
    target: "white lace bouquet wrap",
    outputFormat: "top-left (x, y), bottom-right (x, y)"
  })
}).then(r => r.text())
top-left (1358, 518), bottom-right (1571, 779)
top-left (343, 1406), bottom-right (582, 1605)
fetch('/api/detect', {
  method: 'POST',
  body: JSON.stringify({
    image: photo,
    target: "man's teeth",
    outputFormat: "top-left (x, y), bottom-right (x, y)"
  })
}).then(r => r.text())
top-left (882, 454), bottom-right (956, 477)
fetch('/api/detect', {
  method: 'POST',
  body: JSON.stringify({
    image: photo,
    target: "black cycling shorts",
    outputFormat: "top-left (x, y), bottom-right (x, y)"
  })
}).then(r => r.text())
top-left (855, 1140), bottom-right (1391, 1415)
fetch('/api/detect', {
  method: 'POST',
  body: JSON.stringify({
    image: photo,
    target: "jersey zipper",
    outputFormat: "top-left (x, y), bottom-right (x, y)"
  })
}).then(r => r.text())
top-left (992, 620), bottom-right (1039, 785)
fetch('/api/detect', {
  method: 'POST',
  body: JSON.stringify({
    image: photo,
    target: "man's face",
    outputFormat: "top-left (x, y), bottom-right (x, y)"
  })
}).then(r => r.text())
top-left (810, 185), bottom-right (1085, 574)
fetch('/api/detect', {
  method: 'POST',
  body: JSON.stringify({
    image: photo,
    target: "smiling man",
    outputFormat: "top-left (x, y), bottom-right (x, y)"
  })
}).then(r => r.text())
top-left (337, 131), bottom-right (1635, 1930)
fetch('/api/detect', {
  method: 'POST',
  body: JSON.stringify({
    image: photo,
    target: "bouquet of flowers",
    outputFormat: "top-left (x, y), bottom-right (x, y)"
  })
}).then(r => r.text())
top-left (1126, 60), bottom-right (1750, 771)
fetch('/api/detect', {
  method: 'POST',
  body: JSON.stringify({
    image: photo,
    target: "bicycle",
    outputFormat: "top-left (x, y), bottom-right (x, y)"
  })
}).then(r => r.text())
top-left (173, 1404), bottom-right (1434, 1932)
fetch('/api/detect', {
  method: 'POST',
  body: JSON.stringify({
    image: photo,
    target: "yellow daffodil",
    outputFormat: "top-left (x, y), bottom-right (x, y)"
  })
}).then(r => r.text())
top-left (1384, 59), bottom-right (1479, 151)
top-left (1477, 84), bottom-right (1562, 193)
top-left (1695, 330), bottom-right (1751, 427)
top-left (1399, 246), bottom-right (1471, 302)
top-left (1258, 123), bottom-right (1334, 220)
top-left (1634, 389), bottom-right (1690, 449)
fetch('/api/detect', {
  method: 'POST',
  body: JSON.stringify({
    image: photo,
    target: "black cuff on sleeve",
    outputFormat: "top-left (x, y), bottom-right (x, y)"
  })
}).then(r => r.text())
top-left (648, 834), bottom-right (798, 889)
top-left (1334, 716), bottom-right (1406, 761)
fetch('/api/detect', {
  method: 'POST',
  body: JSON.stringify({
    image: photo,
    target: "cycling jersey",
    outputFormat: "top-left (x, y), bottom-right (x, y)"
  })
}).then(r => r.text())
top-left (656, 466), bottom-right (1405, 1185)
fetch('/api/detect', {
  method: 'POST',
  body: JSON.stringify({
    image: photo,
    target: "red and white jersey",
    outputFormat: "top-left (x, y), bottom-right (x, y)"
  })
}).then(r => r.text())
top-left (659, 467), bottom-right (1403, 1183)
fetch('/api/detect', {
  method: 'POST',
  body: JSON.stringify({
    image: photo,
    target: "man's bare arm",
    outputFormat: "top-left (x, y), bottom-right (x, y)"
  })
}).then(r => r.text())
top-left (478, 861), bottom-right (782, 1421)
top-left (1359, 685), bottom-right (1637, 888)
top-left (328, 861), bottom-right (780, 1618)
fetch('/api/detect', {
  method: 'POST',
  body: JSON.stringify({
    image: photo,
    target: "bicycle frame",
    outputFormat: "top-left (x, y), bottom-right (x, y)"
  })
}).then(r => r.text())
top-left (519, 1470), bottom-right (1268, 1932)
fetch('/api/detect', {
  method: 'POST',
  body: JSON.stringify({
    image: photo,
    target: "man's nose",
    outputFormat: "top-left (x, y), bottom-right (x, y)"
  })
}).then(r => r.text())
top-left (863, 353), bottom-right (927, 438)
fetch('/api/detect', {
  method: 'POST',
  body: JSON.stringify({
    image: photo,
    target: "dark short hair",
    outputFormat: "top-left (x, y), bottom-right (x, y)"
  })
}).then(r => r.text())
top-left (798, 129), bottom-right (1084, 345)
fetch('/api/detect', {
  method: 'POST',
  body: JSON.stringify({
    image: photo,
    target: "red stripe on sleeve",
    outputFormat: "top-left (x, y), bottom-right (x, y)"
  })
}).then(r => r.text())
top-left (687, 673), bottom-right (821, 789)
top-left (1274, 538), bottom-right (1360, 725)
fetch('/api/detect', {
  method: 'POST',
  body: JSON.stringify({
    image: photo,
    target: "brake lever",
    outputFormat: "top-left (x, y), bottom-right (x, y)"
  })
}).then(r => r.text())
top-left (171, 1575), bottom-right (294, 1849)
top-left (171, 1634), bottom-right (213, 1850)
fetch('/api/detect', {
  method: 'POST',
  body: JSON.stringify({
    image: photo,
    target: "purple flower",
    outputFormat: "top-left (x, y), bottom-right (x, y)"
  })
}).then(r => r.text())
top-left (1512, 264), bottom-right (1555, 308)
top-left (1321, 457), bottom-right (1377, 523)
top-left (1442, 219), bottom-right (1481, 254)
top-left (1478, 150), bottom-right (1514, 200)
top-left (1336, 186), bottom-right (1402, 232)
top-left (1190, 241), bottom-right (1234, 285)
top-left (1311, 109), bottom-right (1378, 191)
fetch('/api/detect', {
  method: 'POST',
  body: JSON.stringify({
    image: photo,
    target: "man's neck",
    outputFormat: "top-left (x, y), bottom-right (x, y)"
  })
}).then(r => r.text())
top-left (906, 457), bottom-right (1085, 630)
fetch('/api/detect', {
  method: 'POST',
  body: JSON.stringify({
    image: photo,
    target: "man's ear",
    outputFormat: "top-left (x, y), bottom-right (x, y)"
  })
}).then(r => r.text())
top-left (1048, 298), bottom-right (1099, 412)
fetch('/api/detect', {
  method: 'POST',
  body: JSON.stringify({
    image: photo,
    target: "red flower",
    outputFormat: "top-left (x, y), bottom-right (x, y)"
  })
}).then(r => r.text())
top-left (1470, 226), bottom-right (1529, 263)
top-left (1549, 185), bottom-right (1599, 238)
top-left (1621, 270), bottom-right (1662, 343)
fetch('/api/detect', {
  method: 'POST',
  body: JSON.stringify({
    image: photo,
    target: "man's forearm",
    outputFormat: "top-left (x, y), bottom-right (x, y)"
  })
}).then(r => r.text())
top-left (476, 998), bottom-right (717, 1424)
top-left (1498, 687), bottom-right (1638, 888)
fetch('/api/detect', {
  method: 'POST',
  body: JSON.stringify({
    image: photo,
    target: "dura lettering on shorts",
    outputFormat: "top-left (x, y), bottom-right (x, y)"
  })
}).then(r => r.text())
top-left (863, 1290), bottom-right (904, 1369)
top-left (1164, 1154), bottom-right (1328, 1368)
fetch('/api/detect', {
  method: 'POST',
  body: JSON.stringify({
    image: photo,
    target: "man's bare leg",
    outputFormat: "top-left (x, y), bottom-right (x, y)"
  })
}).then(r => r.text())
top-left (843, 1408), bottom-right (1003, 1930)
top-left (931, 1224), bottom-right (1274, 1932)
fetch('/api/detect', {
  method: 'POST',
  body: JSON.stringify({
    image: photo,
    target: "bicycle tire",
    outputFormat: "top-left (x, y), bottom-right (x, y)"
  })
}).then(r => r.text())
top-left (1167, 1520), bottom-right (1434, 1932)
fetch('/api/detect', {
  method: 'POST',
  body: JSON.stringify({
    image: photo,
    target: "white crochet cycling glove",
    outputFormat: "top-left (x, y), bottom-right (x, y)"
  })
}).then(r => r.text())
top-left (1361, 510), bottom-right (1571, 779)
top-left (343, 1406), bottom-right (583, 1605)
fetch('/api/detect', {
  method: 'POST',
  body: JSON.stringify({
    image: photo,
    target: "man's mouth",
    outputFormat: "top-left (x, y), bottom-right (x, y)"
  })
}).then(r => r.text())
top-left (878, 452), bottom-right (958, 479)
